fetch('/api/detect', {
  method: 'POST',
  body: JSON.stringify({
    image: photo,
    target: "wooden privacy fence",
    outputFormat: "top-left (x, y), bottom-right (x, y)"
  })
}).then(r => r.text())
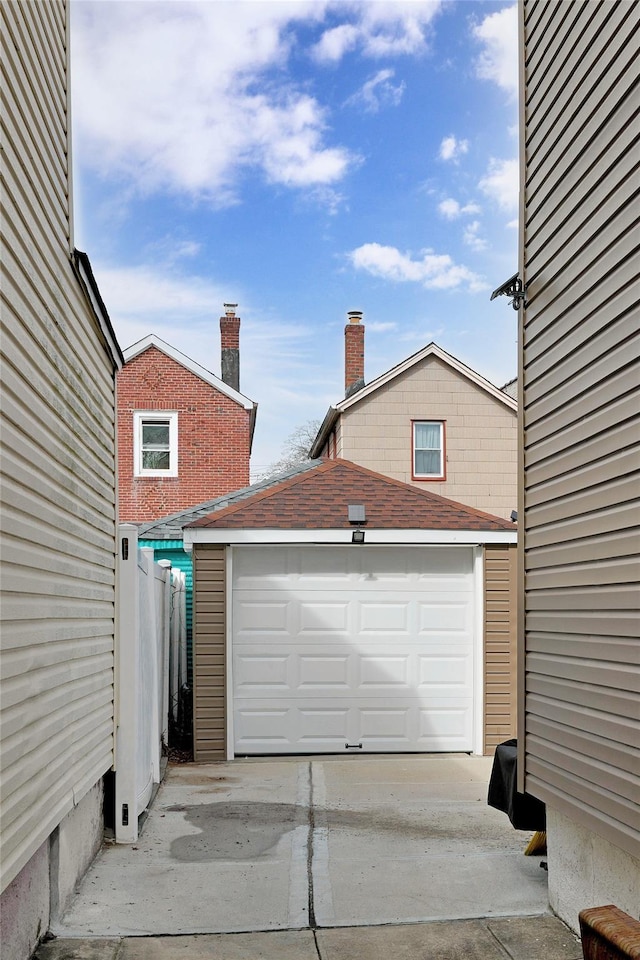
top-left (114, 525), bottom-right (186, 842)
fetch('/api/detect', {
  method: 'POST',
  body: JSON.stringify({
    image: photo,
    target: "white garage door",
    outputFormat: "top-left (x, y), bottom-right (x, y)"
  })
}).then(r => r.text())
top-left (232, 545), bottom-right (477, 754)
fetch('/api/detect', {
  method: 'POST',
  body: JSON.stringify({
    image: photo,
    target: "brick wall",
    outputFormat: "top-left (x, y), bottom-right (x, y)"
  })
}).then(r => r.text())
top-left (344, 318), bottom-right (364, 395)
top-left (118, 346), bottom-right (251, 522)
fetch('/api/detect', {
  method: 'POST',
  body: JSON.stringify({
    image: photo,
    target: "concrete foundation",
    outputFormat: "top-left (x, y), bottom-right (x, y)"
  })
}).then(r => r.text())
top-left (547, 806), bottom-right (640, 934)
top-left (0, 839), bottom-right (50, 960)
top-left (51, 780), bottom-right (105, 921)
top-left (0, 780), bottom-right (105, 960)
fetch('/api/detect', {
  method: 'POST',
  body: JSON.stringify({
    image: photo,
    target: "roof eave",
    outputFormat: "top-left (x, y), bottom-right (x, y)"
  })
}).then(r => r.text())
top-left (309, 406), bottom-right (339, 458)
top-left (183, 528), bottom-right (518, 549)
top-left (72, 250), bottom-right (124, 369)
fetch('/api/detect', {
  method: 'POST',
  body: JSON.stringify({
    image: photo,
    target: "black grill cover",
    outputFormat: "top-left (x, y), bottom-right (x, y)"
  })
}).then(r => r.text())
top-left (488, 739), bottom-right (546, 831)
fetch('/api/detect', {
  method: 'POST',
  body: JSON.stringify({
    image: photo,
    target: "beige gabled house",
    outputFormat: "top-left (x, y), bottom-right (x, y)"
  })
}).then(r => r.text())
top-left (1, 3), bottom-right (122, 957)
top-left (518, 0), bottom-right (639, 936)
top-left (310, 316), bottom-right (518, 522)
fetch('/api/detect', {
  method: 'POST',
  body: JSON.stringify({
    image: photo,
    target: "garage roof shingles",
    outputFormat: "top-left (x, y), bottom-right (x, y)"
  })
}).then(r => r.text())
top-left (188, 459), bottom-right (514, 531)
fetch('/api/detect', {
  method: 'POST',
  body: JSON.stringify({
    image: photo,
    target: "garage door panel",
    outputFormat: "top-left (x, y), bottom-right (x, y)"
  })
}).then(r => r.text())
top-left (358, 655), bottom-right (409, 687)
top-left (233, 547), bottom-right (297, 583)
top-left (418, 652), bottom-right (473, 691)
top-left (234, 698), bottom-right (473, 753)
top-left (358, 602), bottom-right (409, 632)
top-left (235, 646), bottom-right (471, 697)
top-left (299, 602), bottom-right (349, 633)
top-left (297, 552), bottom-right (351, 579)
top-left (299, 655), bottom-right (350, 688)
top-left (359, 707), bottom-right (410, 741)
top-left (298, 708), bottom-right (351, 745)
top-left (232, 546), bottom-right (476, 753)
top-left (235, 707), bottom-right (291, 748)
top-left (419, 703), bottom-right (472, 750)
top-left (236, 600), bottom-right (291, 633)
top-left (417, 601), bottom-right (472, 634)
top-left (234, 654), bottom-right (290, 690)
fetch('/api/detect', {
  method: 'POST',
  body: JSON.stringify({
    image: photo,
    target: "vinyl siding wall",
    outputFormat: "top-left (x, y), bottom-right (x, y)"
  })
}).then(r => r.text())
top-left (520, 0), bottom-right (639, 857)
top-left (192, 545), bottom-right (226, 760)
top-left (484, 544), bottom-right (517, 755)
top-left (338, 356), bottom-right (517, 519)
top-left (1, 0), bottom-right (118, 890)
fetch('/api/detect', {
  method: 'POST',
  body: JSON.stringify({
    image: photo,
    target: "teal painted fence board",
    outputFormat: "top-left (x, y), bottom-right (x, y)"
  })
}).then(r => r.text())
top-left (140, 541), bottom-right (193, 685)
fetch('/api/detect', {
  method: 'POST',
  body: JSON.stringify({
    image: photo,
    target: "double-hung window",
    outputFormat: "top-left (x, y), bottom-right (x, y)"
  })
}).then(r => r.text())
top-left (134, 411), bottom-right (178, 477)
top-left (412, 420), bottom-right (445, 479)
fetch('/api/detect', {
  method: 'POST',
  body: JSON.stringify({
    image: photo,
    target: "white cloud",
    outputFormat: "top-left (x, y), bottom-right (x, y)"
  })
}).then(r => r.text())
top-left (438, 198), bottom-right (481, 219)
top-left (71, 2), bottom-right (356, 206)
top-left (478, 157), bottom-right (519, 211)
top-left (472, 5), bottom-right (519, 99)
top-left (313, 1), bottom-right (443, 62)
top-left (367, 321), bottom-right (398, 332)
top-left (346, 69), bottom-right (406, 113)
top-left (314, 22), bottom-right (360, 61)
top-left (93, 265), bottom-right (229, 331)
top-left (463, 220), bottom-right (487, 252)
top-left (439, 135), bottom-right (469, 162)
top-left (348, 242), bottom-right (487, 292)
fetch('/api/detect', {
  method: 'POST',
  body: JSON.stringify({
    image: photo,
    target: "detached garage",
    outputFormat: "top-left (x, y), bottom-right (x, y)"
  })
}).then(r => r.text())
top-left (183, 460), bottom-right (517, 760)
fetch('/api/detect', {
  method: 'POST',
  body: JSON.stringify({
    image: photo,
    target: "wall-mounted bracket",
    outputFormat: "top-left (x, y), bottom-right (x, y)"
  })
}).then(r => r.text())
top-left (490, 273), bottom-right (526, 311)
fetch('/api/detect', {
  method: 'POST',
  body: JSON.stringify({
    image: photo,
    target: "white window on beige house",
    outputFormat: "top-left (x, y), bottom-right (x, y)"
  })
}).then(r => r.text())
top-left (134, 411), bottom-right (178, 476)
top-left (412, 420), bottom-right (445, 480)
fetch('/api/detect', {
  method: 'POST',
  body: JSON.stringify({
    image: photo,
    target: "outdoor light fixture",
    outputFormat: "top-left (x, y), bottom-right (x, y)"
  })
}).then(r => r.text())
top-left (490, 273), bottom-right (526, 311)
top-left (352, 529), bottom-right (365, 544)
top-left (510, 510), bottom-right (518, 522)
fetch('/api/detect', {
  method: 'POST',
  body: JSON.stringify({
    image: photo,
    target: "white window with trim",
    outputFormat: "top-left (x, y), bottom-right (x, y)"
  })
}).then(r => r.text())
top-left (412, 420), bottom-right (445, 479)
top-left (134, 412), bottom-right (178, 477)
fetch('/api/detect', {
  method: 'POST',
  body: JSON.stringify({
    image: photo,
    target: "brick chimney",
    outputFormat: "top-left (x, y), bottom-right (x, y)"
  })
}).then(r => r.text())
top-left (344, 310), bottom-right (364, 398)
top-left (220, 303), bottom-right (240, 392)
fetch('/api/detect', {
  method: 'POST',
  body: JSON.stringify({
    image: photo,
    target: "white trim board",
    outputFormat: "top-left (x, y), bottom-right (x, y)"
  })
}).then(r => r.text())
top-left (184, 528), bottom-right (517, 549)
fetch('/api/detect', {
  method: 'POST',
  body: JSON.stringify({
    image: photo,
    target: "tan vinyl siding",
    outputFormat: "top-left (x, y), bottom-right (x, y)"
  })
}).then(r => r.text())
top-left (484, 544), bottom-right (517, 755)
top-left (520, 0), bottom-right (639, 858)
top-left (339, 356), bottom-right (517, 519)
top-left (192, 545), bottom-right (226, 760)
top-left (1, 0), bottom-right (71, 252)
top-left (0, 0), bottom-right (118, 891)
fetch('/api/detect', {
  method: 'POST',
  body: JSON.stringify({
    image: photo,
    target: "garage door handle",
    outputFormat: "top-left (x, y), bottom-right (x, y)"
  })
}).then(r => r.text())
top-left (345, 742), bottom-right (363, 750)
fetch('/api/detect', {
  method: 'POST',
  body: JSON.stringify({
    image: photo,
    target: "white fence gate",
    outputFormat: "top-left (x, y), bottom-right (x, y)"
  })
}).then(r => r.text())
top-left (115, 524), bottom-right (186, 842)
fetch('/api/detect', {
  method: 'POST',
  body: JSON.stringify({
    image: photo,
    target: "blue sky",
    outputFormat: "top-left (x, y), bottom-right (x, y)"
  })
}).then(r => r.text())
top-left (70, 0), bottom-right (519, 476)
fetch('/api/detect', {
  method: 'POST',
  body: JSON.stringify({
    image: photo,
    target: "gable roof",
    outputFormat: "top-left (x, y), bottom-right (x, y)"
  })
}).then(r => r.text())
top-left (184, 459), bottom-right (516, 547)
top-left (310, 342), bottom-right (516, 458)
top-left (123, 334), bottom-right (256, 411)
top-left (137, 460), bottom-right (325, 540)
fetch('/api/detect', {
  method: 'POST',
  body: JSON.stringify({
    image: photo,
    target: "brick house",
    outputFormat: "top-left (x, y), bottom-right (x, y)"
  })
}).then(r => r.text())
top-left (118, 305), bottom-right (257, 523)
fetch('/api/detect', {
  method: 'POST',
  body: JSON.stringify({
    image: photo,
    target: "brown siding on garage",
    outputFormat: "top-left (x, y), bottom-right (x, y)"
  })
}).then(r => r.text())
top-left (484, 544), bottom-right (517, 755)
top-left (193, 544), bottom-right (226, 761)
top-left (520, 0), bottom-right (640, 856)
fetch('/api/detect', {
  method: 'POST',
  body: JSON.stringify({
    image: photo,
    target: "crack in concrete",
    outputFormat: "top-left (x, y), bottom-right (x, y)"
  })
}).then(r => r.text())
top-left (307, 760), bottom-right (317, 931)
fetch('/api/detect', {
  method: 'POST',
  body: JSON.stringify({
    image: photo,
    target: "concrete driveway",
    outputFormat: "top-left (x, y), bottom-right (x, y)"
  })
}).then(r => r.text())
top-left (54, 755), bottom-right (549, 938)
